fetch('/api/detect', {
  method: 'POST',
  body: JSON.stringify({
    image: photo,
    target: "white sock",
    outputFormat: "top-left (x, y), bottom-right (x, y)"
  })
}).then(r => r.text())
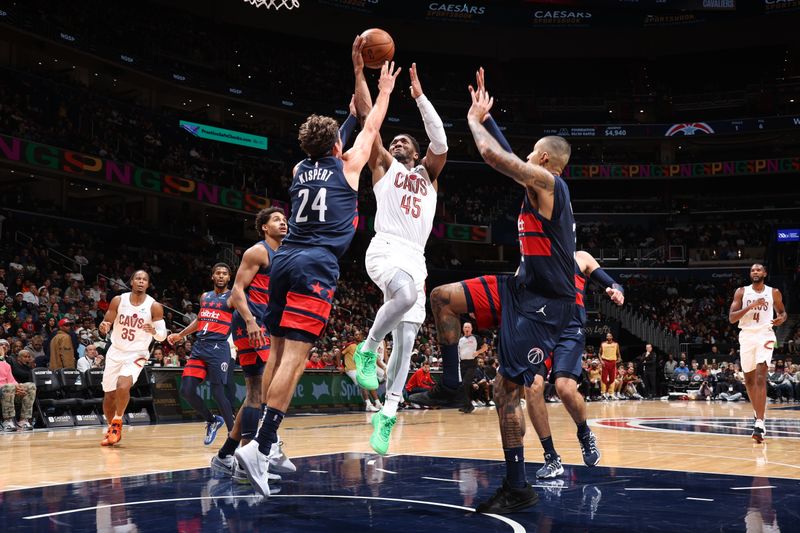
top-left (755, 418), bottom-right (765, 429)
top-left (363, 335), bottom-right (381, 354)
top-left (382, 397), bottom-right (400, 417)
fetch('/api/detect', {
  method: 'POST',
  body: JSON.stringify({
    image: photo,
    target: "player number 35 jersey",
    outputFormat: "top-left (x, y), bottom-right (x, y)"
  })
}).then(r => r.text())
top-left (373, 158), bottom-right (436, 250)
top-left (111, 292), bottom-right (155, 352)
top-left (739, 284), bottom-right (774, 332)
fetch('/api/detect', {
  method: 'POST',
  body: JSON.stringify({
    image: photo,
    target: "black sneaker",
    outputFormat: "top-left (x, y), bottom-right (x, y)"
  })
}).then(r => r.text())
top-left (578, 430), bottom-right (601, 467)
top-left (459, 404), bottom-right (475, 414)
top-left (476, 478), bottom-right (539, 514)
top-left (408, 383), bottom-right (460, 407)
top-left (752, 425), bottom-right (765, 443)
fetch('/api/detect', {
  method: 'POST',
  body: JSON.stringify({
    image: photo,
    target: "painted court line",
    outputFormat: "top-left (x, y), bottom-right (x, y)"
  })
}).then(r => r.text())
top-left (375, 468), bottom-right (397, 474)
top-left (730, 485), bottom-right (777, 490)
top-left (624, 488), bottom-right (684, 491)
top-left (309, 470), bottom-right (328, 474)
top-left (686, 497), bottom-right (715, 502)
top-left (422, 476), bottom-right (463, 483)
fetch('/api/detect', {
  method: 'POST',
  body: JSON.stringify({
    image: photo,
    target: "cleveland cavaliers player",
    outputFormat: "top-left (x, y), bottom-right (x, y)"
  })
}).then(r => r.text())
top-left (350, 37), bottom-right (448, 455)
top-left (98, 270), bottom-right (166, 446)
top-left (729, 263), bottom-right (787, 442)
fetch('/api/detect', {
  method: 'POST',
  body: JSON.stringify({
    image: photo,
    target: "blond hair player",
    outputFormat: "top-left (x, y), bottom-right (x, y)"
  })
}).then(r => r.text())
top-left (98, 270), bottom-right (166, 446)
top-left (729, 263), bottom-right (787, 443)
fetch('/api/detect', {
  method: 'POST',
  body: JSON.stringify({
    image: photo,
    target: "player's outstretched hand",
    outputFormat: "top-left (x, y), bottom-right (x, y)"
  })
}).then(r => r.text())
top-left (475, 66), bottom-right (487, 93)
top-left (142, 323), bottom-right (156, 335)
top-left (749, 297), bottom-right (766, 309)
top-left (166, 333), bottom-right (181, 345)
top-left (409, 62), bottom-right (424, 99)
top-left (247, 319), bottom-right (267, 348)
top-left (99, 321), bottom-right (112, 335)
top-left (378, 61), bottom-right (401, 94)
top-left (606, 287), bottom-right (625, 306)
top-left (467, 85), bottom-right (493, 122)
top-left (352, 35), bottom-right (365, 71)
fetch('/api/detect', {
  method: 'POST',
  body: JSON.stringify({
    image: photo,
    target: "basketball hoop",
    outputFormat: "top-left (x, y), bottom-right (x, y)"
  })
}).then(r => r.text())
top-left (242, 0), bottom-right (299, 9)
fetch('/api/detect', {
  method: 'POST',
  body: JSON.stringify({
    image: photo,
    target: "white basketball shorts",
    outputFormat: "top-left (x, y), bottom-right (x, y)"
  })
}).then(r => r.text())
top-left (102, 345), bottom-right (149, 392)
top-left (738, 329), bottom-right (776, 374)
top-left (365, 235), bottom-right (427, 325)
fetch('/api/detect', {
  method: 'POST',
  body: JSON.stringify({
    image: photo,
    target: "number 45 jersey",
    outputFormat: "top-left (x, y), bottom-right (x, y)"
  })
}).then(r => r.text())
top-left (283, 156), bottom-right (358, 259)
top-left (373, 158), bottom-right (436, 250)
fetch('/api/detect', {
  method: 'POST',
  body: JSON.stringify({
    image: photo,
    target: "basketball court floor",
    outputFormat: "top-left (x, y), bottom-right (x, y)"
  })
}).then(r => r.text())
top-left (3, 401), bottom-right (800, 531)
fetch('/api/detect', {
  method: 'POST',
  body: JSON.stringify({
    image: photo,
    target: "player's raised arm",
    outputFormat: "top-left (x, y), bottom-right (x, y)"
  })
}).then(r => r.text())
top-left (467, 86), bottom-right (556, 198)
top-left (474, 67), bottom-right (513, 154)
top-left (772, 288), bottom-right (787, 326)
top-left (229, 245), bottom-right (269, 347)
top-left (352, 35), bottom-right (392, 177)
top-left (343, 60), bottom-right (401, 188)
top-left (409, 63), bottom-right (447, 182)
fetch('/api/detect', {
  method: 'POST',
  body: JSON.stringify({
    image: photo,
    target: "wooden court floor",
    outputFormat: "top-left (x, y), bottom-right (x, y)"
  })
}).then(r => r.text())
top-left (3, 400), bottom-right (800, 492)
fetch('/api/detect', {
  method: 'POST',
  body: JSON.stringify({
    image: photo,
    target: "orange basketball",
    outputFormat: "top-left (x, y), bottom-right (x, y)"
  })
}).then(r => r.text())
top-left (360, 28), bottom-right (395, 69)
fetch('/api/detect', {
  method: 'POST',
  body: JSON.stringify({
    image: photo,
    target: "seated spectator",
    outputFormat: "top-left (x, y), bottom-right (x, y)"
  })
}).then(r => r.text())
top-left (305, 352), bottom-right (326, 370)
top-left (767, 363), bottom-right (794, 402)
top-left (405, 361), bottom-right (436, 397)
top-left (24, 334), bottom-right (46, 364)
top-left (472, 358), bottom-right (492, 406)
top-left (77, 344), bottom-right (104, 373)
top-left (587, 359), bottom-right (602, 400)
top-left (673, 361), bottom-right (690, 380)
top-left (149, 347), bottom-right (166, 366)
top-left (0, 340), bottom-right (36, 431)
top-left (622, 364), bottom-right (643, 400)
top-left (164, 349), bottom-right (181, 367)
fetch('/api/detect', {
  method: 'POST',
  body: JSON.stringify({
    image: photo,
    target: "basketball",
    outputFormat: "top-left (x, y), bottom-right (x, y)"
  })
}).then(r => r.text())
top-left (360, 28), bottom-right (394, 69)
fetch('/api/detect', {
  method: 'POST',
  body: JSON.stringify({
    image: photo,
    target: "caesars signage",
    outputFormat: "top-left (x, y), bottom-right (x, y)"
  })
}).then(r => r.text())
top-left (0, 135), bottom-right (490, 243)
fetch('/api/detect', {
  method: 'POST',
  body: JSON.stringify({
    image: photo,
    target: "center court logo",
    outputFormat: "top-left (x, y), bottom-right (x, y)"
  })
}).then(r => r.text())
top-left (527, 347), bottom-right (545, 365)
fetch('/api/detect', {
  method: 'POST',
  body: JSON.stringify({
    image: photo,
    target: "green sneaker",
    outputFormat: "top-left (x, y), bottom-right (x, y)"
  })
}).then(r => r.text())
top-left (370, 411), bottom-right (397, 455)
top-left (354, 342), bottom-right (379, 390)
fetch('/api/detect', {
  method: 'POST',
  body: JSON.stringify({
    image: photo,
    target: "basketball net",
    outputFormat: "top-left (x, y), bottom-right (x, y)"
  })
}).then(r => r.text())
top-left (242, 0), bottom-right (299, 9)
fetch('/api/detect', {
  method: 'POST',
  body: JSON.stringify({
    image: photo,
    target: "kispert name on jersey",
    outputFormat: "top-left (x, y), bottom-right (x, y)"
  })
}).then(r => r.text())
top-left (516, 176), bottom-right (577, 299)
top-left (196, 290), bottom-right (232, 342)
top-left (285, 156), bottom-right (358, 258)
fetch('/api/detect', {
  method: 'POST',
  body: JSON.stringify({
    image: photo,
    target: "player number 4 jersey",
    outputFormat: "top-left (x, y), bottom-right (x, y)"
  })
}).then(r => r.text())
top-left (739, 284), bottom-right (774, 332)
top-left (111, 292), bottom-right (155, 352)
top-left (373, 158), bottom-right (436, 250)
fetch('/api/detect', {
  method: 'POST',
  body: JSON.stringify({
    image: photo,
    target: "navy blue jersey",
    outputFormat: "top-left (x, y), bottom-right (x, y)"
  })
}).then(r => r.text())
top-left (196, 290), bottom-right (233, 343)
top-left (574, 263), bottom-right (587, 326)
top-left (241, 241), bottom-right (275, 322)
top-left (516, 176), bottom-right (576, 299)
top-left (284, 156), bottom-right (358, 258)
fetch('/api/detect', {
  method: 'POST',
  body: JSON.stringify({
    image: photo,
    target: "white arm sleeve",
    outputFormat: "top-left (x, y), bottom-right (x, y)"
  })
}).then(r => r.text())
top-left (152, 320), bottom-right (168, 342)
top-left (415, 94), bottom-right (448, 155)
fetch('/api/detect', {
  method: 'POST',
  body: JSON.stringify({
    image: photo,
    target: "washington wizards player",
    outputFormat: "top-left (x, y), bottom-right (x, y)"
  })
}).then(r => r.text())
top-left (236, 59), bottom-right (401, 496)
top-left (169, 263), bottom-right (235, 445)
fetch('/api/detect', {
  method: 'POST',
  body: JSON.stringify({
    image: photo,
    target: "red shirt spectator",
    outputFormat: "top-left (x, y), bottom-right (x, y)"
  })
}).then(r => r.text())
top-left (305, 353), bottom-right (326, 369)
top-left (405, 364), bottom-right (436, 393)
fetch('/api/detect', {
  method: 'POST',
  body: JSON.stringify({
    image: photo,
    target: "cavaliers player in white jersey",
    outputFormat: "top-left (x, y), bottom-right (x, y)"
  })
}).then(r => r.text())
top-left (350, 36), bottom-right (447, 454)
top-left (729, 263), bottom-right (786, 443)
top-left (98, 270), bottom-right (166, 446)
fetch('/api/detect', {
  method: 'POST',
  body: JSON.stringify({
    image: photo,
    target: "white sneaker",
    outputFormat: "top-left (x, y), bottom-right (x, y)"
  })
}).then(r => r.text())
top-left (234, 441), bottom-right (271, 496)
top-left (269, 440), bottom-right (297, 473)
top-left (365, 402), bottom-right (379, 412)
top-left (210, 454), bottom-right (235, 477)
top-left (472, 400), bottom-right (480, 407)
top-left (233, 461), bottom-right (281, 484)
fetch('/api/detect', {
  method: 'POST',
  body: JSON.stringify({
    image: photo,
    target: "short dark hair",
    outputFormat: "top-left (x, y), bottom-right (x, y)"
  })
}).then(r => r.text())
top-left (255, 207), bottom-right (286, 235)
top-left (211, 262), bottom-right (231, 274)
top-left (298, 114), bottom-right (340, 158)
top-left (538, 135), bottom-right (572, 169)
top-left (129, 270), bottom-right (150, 284)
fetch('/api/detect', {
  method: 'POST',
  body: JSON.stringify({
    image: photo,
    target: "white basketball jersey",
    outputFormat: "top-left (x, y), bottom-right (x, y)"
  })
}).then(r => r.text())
top-left (111, 292), bottom-right (156, 352)
top-left (373, 158), bottom-right (437, 249)
top-left (739, 284), bottom-right (773, 332)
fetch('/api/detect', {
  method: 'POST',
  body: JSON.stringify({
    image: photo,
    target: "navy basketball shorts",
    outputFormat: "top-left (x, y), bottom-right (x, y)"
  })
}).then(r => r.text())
top-left (462, 275), bottom-right (573, 387)
top-left (231, 311), bottom-right (269, 377)
top-left (551, 322), bottom-right (585, 382)
top-left (265, 245), bottom-right (338, 344)
top-left (182, 342), bottom-right (231, 385)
